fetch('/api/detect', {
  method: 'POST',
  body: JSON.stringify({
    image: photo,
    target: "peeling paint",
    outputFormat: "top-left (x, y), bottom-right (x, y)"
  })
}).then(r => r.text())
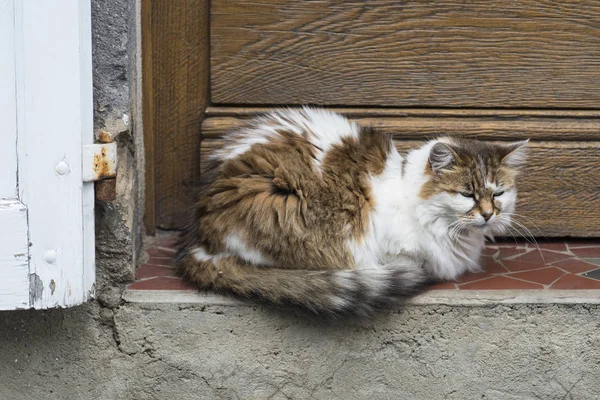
top-left (29, 273), bottom-right (43, 305)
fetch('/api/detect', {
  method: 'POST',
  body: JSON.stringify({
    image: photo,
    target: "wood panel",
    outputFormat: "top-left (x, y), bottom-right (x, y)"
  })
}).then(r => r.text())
top-left (142, 0), bottom-right (209, 231)
top-left (202, 115), bottom-right (600, 141)
top-left (206, 107), bottom-right (600, 119)
top-left (200, 118), bottom-right (600, 237)
top-left (211, 0), bottom-right (600, 107)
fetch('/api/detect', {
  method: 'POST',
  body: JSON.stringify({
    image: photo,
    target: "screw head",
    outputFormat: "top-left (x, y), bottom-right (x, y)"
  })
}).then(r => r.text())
top-left (43, 250), bottom-right (57, 264)
top-left (55, 161), bottom-right (70, 176)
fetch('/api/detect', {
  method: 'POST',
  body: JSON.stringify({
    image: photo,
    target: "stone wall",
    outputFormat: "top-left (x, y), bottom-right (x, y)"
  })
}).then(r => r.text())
top-left (91, 0), bottom-right (143, 306)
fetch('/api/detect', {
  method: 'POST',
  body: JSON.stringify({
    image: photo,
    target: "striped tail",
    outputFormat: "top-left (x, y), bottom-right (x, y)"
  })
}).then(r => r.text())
top-left (177, 250), bottom-right (427, 315)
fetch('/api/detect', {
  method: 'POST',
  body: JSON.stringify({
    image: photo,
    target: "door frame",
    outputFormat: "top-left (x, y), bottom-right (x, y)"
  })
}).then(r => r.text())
top-left (142, 0), bottom-right (210, 233)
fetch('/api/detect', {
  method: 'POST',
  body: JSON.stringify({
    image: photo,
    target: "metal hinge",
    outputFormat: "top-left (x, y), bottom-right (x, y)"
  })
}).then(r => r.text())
top-left (82, 142), bottom-right (118, 182)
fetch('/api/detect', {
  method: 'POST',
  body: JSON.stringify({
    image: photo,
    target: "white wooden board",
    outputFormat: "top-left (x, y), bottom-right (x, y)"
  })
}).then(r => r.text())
top-left (14, 0), bottom-right (94, 308)
top-left (0, 200), bottom-right (30, 310)
top-left (0, 0), bottom-right (18, 198)
top-left (0, 0), bottom-right (94, 310)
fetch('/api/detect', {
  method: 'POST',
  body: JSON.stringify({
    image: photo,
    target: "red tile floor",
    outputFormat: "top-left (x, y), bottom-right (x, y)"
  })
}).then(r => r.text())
top-left (128, 233), bottom-right (600, 292)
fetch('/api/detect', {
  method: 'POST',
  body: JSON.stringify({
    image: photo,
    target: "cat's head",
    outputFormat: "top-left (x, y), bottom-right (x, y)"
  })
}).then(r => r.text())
top-left (418, 137), bottom-right (529, 238)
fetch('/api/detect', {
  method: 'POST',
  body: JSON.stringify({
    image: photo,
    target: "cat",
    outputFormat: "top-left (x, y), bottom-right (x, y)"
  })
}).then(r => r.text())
top-left (176, 108), bottom-right (528, 314)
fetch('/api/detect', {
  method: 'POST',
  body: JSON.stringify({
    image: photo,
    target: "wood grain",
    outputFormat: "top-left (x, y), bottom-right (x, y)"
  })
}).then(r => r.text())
top-left (202, 115), bottom-right (600, 141)
top-left (211, 0), bottom-right (600, 107)
top-left (200, 138), bottom-right (600, 237)
top-left (143, 0), bottom-right (209, 230)
top-left (206, 106), bottom-right (600, 119)
top-left (141, 0), bottom-right (156, 234)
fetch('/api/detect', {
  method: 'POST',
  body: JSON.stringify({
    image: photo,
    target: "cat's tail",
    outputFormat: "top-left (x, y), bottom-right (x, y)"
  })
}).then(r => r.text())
top-left (176, 249), bottom-right (427, 315)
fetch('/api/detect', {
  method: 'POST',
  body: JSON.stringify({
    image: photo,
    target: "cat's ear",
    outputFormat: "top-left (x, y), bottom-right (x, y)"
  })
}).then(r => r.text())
top-left (500, 139), bottom-right (529, 169)
top-left (429, 142), bottom-right (456, 174)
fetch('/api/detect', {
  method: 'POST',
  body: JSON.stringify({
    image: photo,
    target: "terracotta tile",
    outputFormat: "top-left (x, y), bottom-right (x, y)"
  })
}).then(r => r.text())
top-left (480, 258), bottom-right (507, 273)
top-left (511, 250), bottom-right (572, 265)
top-left (456, 272), bottom-right (493, 284)
top-left (155, 245), bottom-right (178, 253)
top-left (507, 267), bottom-right (565, 286)
top-left (502, 260), bottom-right (545, 272)
top-left (428, 281), bottom-right (457, 290)
top-left (537, 242), bottom-right (569, 253)
top-left (482, 247), bottom-right (499, 257)
top-left (569, 247), bottom-right (600, 259)
top-left (550, 274), bottom-right (600, 290)
top-left (459, 276), bottom-right (543, 290)
top-left (145, 257), bottom-right (175, 267)
top-left (494, 241), bottom-right (527, 249)
top-left (567, 240), bottom-right (600, 249)
top-left (153, 236), bottom-right (178, 248)
top-left (136, 265), bottom-right (176, 280)
top-left (553, 259), bottom-right (599, 274)
top-left (146, 247), bottom-right (176, 258)
top-left (127, 276), bottom-right (195, 291)
top-left (497, 247), bottom-right (529, 260)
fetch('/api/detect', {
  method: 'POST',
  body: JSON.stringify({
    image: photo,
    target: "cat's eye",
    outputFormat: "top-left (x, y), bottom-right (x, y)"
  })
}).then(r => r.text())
top-left (460, 192), bottom-right (474, 198)
top-left (493, 191), bottom-right (505, 197)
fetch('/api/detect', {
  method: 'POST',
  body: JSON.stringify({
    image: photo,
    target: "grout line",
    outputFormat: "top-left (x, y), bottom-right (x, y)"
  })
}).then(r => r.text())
top-left (547, 272), bottom-right (567, 289)
top-left (499, 275), bottom-right (545, 288)
top-left (155, 246), bottom-right (177, 253)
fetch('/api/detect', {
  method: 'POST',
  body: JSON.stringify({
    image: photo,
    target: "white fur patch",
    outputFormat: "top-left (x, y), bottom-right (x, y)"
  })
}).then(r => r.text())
top-left (294, 108), bottom-right (360, 166)
top-left (346, 148), bottom-right (404, 269)
top-left (221, 134), bottom-right (271, 160)
top-left (224, 233), bottom-right (274, 266)
top-left (191, 247), bottom-right (230, 262)
top-left (213, 108), bottom-right (360, 168)
top-left (191, 247), bottom-right (214, 262)
top-left (327, 295), bottom-right (351, 310)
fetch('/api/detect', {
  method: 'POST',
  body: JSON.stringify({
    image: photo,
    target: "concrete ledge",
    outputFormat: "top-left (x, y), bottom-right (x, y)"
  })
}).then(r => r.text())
top-left (122, 289), bottom-right (600, 306)
top-left (110, 299), bottom-right (600, 399)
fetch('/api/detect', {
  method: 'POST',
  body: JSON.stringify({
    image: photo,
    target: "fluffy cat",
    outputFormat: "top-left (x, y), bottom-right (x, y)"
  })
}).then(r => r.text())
top-left (176, 108), bottom-right (528, 314)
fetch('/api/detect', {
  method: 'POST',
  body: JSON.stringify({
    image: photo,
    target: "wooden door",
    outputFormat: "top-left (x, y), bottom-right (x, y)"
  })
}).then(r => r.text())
top-left (0, 0), bottom-right (95, 310)
top-left (144, 0), bottom-right (600, 237)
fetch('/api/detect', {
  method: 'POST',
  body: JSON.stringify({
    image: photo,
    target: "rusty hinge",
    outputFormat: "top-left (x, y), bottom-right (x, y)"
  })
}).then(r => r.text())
top-left (83, 130), bottom-right (118, 201)
top-left (82, 143), bottom-right (117, 182)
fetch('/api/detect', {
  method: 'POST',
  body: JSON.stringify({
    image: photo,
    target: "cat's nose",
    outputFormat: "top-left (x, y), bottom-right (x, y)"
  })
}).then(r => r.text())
top-left (481, 211), bottom-right (493, 221)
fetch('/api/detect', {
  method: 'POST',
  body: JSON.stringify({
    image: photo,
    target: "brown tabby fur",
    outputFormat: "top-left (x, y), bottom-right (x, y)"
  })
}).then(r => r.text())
top-left (176, 125), bottom-right (398, 312)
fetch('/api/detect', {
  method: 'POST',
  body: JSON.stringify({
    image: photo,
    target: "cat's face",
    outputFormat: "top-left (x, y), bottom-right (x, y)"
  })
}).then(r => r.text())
top-left (419, 138), bottom-right (528, 237)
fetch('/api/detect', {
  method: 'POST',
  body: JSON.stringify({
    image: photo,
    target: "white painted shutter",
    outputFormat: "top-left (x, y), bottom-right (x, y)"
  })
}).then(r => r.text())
top-left (0, 0), bottom-right (95, 310)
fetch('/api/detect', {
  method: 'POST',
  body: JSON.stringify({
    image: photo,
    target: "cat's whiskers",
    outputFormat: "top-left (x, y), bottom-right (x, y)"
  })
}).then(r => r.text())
top-left (448, 219), bottom-right (468, 243)
top-left (499, 212), bottom-right (547, 240)
top-left (497, 215), bottom-right (545, 265)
